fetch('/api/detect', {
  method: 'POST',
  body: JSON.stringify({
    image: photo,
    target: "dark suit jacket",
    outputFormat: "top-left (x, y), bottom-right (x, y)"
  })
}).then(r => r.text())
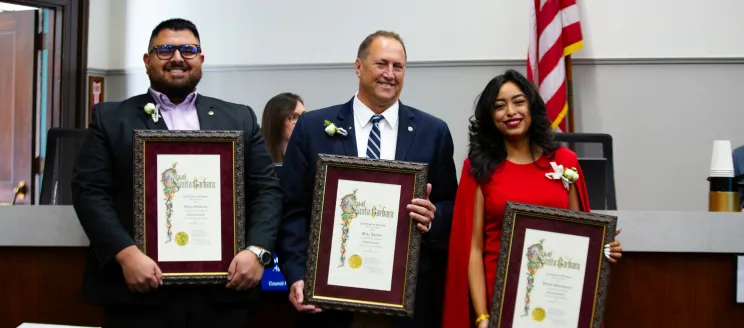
top-left (733, 145), bottom-right (744, 208)
top-left (71, 93), bottom-right (282, 306)
top-left (277, 97), bottom-right (458, 286)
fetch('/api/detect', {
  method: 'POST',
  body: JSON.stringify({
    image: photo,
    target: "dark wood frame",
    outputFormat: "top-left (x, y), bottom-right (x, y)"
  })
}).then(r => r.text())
top-left (304, 154), bottom-right (427, 317)
top-left (132, 130), bottom-right (246, 285)
top-left (489, 202), bottom-right (617, 328)
top-left (6, 0), bottom-right (88, 129)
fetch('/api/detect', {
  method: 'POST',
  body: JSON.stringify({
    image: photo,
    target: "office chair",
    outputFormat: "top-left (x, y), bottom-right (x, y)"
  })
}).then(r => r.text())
top-left (39, 128), bottom-right (88, 205)
top-left (553, 133), bottom-right (617, 210)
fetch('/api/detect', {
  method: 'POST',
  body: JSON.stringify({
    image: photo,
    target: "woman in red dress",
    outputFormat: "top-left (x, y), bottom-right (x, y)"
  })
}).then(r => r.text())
top-left (442, 70), bottom-right (623, 328)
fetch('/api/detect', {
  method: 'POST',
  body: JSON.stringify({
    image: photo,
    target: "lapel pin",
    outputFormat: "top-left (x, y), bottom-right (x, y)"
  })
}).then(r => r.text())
top-left (408, 126), bottom-right (413, 132)
top-left (208, 111), bottom-right (214, 116)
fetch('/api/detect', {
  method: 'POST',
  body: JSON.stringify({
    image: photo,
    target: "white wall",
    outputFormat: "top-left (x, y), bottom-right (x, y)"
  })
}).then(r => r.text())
top-left (87, 0), bottom-right (744, 70)
top-left (86, 0), bottom-right (110, 69)
top-left (87, 0), bottom-right (744, 212)
top-left (575, 0), bottom-right (743, 59)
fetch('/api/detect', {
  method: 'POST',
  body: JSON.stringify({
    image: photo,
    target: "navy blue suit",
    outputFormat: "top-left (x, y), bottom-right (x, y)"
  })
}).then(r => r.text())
top-left (277, 97), bottom-right (458, 327)
top-left (733, 145), bottom-right (744, 208)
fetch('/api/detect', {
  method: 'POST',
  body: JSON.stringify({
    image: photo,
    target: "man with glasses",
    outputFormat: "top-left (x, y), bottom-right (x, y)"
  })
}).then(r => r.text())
top-left (71, 18), bottom-right (282, 327)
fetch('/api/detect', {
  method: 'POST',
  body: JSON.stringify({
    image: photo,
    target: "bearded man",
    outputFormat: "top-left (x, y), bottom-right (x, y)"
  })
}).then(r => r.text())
top-left (71, 18), bottom-right (282, 328)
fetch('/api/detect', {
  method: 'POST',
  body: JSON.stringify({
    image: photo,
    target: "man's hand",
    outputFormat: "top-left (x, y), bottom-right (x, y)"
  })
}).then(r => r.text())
top-left (289, 280), bottom-right (322, 313)
top-left (407, 183), bottom-right (436, 233)
top-left (226, 250), bottom-right (264, 291)
top-left (116, 245), bottom-right (163, 293)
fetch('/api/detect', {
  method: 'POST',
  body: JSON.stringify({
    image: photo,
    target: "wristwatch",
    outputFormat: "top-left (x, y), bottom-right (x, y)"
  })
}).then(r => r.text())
top-left (247, 245), bottom-right (272, 266)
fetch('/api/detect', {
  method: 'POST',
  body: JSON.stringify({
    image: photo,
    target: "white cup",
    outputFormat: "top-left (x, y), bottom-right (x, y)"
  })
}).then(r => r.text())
top-left (710, 140), bottom-right (735, 177)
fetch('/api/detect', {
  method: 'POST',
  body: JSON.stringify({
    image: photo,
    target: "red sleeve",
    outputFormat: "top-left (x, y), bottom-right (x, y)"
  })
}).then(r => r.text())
top-left (556, 147), bottom-right (592, 213)
top-left (558, 149), bottom-right (605, 325)
top-left (558, 148), bottom-right (605, 326)
top-left (442, 159), bottom-right (477, 328)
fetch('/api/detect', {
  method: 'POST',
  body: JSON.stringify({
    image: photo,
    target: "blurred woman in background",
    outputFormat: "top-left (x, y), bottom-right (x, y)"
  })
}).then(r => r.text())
top-left (261, 92), bottom-right (306, 162)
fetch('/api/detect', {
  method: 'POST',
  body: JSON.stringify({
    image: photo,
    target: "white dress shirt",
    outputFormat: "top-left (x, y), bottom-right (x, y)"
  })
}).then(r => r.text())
top-left (352, 94), bottom-right (431, 230)
top-left (352, 93), bottom-right (398, 160)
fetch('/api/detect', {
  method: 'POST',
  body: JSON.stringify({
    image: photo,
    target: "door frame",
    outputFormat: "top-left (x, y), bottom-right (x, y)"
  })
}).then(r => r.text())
top-left (4, 0), bottom-right (88, 129)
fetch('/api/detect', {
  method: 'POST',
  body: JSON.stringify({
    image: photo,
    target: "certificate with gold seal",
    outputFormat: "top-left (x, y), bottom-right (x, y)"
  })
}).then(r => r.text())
top-left (303, 154), bottom-right (427, 317)
top-left (326, 179), bottom-right (401, 291)
top-left (488, 202), bottom-right (617, 328)
top-left (132, 130), bottom-right (246, 285)
top-left (156, 155), bottom-right (222, 262)
top-left (510, 229), bottom-right (590, 327)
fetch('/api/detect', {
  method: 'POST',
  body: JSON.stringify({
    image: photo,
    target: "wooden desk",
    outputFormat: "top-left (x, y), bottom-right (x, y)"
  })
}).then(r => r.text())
top-left (603, 252), bottom-right (744, 327)
top-left (0, 247), bottom-right (301, 328)
top-left (3, 248), bottom-right (744, 327)
top-left (3, 208), bottom-right (744, 327)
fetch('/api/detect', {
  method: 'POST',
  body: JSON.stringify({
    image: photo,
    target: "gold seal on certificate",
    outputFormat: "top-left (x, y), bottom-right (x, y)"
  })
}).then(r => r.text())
top-left (175, 231), bottom-right (189, 246)
top-left (349, 254), bottom-right (363, 269)
top-left (532, 307), bottom-right (546, 322)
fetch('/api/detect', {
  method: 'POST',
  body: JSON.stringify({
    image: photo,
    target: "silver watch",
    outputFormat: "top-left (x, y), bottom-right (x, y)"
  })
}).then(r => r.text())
top-left (247, 245), bottom-right (272, 266)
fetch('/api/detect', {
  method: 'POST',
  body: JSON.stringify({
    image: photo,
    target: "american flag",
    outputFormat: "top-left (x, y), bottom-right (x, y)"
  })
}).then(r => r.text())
top-left (527, 0), bottom-right (584, 132)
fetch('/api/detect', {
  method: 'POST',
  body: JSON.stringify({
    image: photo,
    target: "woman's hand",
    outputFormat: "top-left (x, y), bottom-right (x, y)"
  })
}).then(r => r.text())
top-left (605, 229), bottom-right (623, 264)
top-left (477, 319), bottom-right (489, 328)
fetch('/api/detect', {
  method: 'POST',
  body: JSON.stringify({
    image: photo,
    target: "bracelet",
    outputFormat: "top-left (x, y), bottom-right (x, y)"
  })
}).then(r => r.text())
top-left (475, 314), bottom-right (490, 324)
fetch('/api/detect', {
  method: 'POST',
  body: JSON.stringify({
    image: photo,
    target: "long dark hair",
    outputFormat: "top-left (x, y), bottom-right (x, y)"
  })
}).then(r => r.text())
top-left (261, 92), bottom-right (303, 163)
top-left (468, 69), bottom-right (558, 183)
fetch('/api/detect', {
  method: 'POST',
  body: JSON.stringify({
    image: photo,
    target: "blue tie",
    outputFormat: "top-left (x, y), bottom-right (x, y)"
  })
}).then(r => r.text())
top-left (366, 115), bottom-right (382, 159)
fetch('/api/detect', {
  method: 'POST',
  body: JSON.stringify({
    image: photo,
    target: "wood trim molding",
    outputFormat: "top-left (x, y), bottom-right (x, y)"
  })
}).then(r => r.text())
top-left (95, 57), bottom-right (744, 76)
top-left (6, 0), bottom-right (89, 129)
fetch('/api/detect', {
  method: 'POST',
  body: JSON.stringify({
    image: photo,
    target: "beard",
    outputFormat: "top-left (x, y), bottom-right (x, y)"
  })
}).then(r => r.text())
top-left (148, 66), bottom-right (202, 101)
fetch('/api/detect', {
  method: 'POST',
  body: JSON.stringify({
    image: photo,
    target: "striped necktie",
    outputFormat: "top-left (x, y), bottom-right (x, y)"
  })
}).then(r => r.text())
top-left (366, 115), bottom-right (382, 159)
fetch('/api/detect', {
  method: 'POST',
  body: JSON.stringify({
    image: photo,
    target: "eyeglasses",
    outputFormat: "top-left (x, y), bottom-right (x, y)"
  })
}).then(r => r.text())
top-left (149, 44), bottom-right (202, 60)
top-left (288, 112), bottom-right (303, 123)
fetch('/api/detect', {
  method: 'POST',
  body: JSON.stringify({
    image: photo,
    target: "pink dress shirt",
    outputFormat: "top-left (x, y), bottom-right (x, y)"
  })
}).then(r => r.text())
top-left (148, 88), bottom-right (200, 130)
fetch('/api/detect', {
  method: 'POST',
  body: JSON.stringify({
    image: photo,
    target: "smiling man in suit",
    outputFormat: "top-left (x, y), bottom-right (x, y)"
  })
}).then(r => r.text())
top-left (277, 30), bottom-right (458, 328)
top-left (71, 18), bottom-right (282, 328)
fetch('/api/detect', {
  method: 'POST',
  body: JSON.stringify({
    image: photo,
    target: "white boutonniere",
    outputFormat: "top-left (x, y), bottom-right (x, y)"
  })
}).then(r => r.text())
top-left (545, 161), bottom-right (579, 190)
top-left (323, 120), bottom-right (348, 137)
top-left (144, 103), bottom-right (160, 123)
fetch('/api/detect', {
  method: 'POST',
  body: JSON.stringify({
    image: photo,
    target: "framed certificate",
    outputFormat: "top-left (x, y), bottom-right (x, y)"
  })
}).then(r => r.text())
top-left (132, 130), bottom-right (245, 285)
top-left (87, 75), bottom-right (104, 126)
top-left (489, 202), bottom-right (617, 328)
top-left (303, 154), bottom-right (427, 317)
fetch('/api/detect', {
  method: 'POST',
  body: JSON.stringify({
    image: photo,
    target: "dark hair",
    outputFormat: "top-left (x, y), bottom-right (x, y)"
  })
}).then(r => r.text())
top-left (468, 69), bottom-right (559, 183)
top-left (148, 18), bottom-right (200, 49)
top-left (357, 30), bottom-right (407, 60)
top-left (261, 93), bottom-right (304, 162)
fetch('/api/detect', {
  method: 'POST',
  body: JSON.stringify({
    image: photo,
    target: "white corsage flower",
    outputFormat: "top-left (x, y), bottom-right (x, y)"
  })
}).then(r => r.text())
top-left (144, 102), bottom-right (160, 123)
top-left (323, 120), bottom-right (348, 137)
top-left (545, 161), bottom-right (579, 190)
top-left (563, 167), bottom-right (579, 183)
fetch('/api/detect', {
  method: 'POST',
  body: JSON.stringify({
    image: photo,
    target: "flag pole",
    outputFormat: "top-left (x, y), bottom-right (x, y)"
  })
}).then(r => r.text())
top-left (566, 54), bottom-right (575, 133)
